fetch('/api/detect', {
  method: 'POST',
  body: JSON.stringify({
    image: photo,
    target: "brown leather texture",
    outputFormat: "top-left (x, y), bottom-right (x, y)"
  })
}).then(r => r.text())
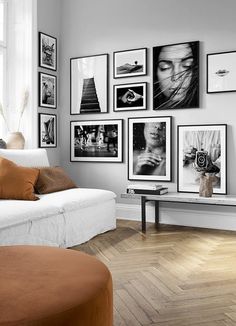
top-left (0, 157), bottom-right (39, 201)
top-left (0, 246), bottom-right (113, 326)
top-left (35, 166), bottom-right (77, 194)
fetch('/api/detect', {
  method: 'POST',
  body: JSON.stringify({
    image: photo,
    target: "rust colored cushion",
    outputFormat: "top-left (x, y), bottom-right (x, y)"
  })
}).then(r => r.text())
top-left (0, 157), bottom-right (39, 200)
top-left (35, 166), bottom-right (77, 194)
top-left (0, 246), bottom-right (113, 326)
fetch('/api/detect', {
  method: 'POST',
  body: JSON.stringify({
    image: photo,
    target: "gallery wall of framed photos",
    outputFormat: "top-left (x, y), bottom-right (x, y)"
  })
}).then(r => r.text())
top-left (38, 31), bottom-right (58, 149)
top-left (68, 39), bottom-right (232, 196)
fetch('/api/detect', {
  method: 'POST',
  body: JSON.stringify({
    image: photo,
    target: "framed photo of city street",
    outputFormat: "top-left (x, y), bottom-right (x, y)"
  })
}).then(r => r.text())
top-left (177, 124), bottom-right (227, 194)
top-left (39, 32), bottom-right (57, 71)
top-left (39, 72), bottom-right (57, 109)
top-left (128, 116), bottom-right (172, 181)
top-left (113, 82), bottom-right (147, 112)
top-left (153, 41), bottom-right (199, 110)
top-left (38, 113), bottom-right (57, 148)
top-left (70, 53), bottom-right (108, 115)
top-left (113, 48), bottom-right (147, 79)
top-left (207, 51), bottom-right (236, 93)
top-left (70, 119), bottom-right (123, 162)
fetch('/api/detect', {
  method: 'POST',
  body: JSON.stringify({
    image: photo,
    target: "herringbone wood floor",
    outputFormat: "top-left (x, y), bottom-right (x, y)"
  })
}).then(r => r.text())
top-left (73, 220), bottom-right (236, 326)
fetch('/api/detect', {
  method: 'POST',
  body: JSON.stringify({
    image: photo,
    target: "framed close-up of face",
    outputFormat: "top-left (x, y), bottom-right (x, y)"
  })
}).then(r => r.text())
top-left (177, 124), bottom-right (227, 194)
top-left (207, 51), bottom-right (236, 93)
top-left (153, 41), bottom-right (199, 110)
top-left (128, 116), bottom-right (172, 182)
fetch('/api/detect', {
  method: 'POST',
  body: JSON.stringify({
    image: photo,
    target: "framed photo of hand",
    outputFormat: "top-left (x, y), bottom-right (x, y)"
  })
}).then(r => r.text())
top-left (128, 116), bottom-right (172, 181)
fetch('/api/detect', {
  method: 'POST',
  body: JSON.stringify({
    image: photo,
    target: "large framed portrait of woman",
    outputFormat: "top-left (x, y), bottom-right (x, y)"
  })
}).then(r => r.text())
top-left (128, 116), bottom-right (172, 181)
top-left (177, 124), bottom-right (227, 194)
top-left (153, 41), bottom-right (199, 110)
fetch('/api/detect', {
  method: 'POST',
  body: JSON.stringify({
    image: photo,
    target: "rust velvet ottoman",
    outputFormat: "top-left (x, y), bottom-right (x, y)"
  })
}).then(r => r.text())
top-left (0, 246), bottom-right (113, 326)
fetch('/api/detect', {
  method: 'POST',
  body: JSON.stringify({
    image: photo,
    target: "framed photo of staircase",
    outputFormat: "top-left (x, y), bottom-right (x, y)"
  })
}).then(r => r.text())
top-left (70, 54), bottom-right (108, 115)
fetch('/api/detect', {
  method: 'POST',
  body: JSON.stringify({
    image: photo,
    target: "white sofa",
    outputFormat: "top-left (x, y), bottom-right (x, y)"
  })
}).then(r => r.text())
top-left (0, 149), bottom-right (116, 247)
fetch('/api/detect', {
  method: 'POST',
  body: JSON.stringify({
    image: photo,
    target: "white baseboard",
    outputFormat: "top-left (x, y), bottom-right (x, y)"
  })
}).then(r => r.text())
top-left (116, 202), bottom-right (236, 231)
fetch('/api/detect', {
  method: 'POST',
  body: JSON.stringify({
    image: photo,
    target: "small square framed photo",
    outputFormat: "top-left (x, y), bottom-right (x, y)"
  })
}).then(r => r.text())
top-left (128, 116), bottom-right (172, 181)
top-left (177, 124), bottom-right (227, 194)
top-left (113, 48), bottom-right (147, 78)
top-left (39, 72), bottom-right (57, 109)
top-left (70, 53), bottom-right (108, 114)
top-left (207, 51), bottom-right (236, 93)
top-left (38, 113), bottom-right (57, 148)
top-left (113, 82), bottom-right (147, 112)
top-left (39, 32), bottom-right (57, 71)
top-left (70, 119), bottom-right (123, 162)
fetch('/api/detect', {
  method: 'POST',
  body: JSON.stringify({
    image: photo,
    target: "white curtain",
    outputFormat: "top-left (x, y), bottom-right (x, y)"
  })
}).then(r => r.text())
top-left (6, 0), bottom-right (37, 148)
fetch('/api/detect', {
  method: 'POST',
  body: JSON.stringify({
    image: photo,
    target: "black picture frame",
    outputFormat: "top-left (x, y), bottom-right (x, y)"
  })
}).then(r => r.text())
top-left (128, 116), bottom-right (172, 182)
top-left (70, 53), bottom-right (108, 115)
top-left (70, 119), bottom-right (123, 162)
top-left (39, 32), bottom-right (57, 71)
top-left (153, 41), bottom-right (199, 110)
top-left (177, 124), bottom-right (227, 194)
top-left (38, 72), bottom-right (57, 109)
top-left (207, 51), bottom-right (236, 93)
top-left (38, 113), bottom-right (57, 148)
top-left (113, 82), bottom-right (147, 112)
top-left (113, 48), bottom-right (147, 79)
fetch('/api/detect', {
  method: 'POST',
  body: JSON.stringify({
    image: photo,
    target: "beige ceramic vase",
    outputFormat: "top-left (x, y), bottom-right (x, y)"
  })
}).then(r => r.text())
top-left (7, 132), bottom-right (25, 149)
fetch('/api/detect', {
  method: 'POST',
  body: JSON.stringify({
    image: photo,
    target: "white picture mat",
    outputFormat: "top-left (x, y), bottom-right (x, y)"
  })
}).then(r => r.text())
top-left (129, 117), bottom-right (171, 181)
top-left (178, 125), bottom-right (226, 193)
top-left (208, 52), bottom-right (236, 92)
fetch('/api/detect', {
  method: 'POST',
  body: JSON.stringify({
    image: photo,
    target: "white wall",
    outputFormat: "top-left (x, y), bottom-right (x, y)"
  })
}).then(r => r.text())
top-left (50, 0), bottom-right (236, 229)
top-left (37, 0), bottom-right (61, 165)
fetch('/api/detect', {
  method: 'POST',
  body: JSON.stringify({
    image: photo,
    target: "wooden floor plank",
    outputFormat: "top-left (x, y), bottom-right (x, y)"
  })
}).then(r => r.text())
top-left (73, 219), bottom-right (236, 326)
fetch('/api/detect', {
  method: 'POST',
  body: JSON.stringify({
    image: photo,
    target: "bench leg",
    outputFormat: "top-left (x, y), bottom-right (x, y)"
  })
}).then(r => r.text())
top-left (155, 201), bottom-right (159, 228)
top-left (141, 196), bottom-right (146, 233)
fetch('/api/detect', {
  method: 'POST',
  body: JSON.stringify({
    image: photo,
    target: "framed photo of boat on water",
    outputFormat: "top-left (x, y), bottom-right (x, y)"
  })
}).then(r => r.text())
top-left (113, 48), bottom-right (147, 79)
top-left (70, 53), bottom-right (108, 115)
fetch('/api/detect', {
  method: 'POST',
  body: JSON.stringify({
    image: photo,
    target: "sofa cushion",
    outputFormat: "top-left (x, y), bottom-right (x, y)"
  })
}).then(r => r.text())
top-left (38, 188), bottom-right (116, 212)
top-left (0, 149), bottom-right (50, 167)
top-left (0, 157), bottom-right (39, 201)
top-left (35, 167), bottom-right (77, 194)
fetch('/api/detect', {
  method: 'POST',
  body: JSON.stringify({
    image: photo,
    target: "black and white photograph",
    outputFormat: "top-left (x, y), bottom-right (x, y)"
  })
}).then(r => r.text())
top-left (38, 113), bottom-right (57, 148)
top-left (153, 41), bottom-right (199, 110)
top-left (70, 54), bottom-right (108, 115)
top-left (113, 82), bottom-right (147, 112)
top-left (113, 48), bottom-right (147, 79)
top-left (39, 32), bottom-right (57, 71)
top-left (70, 119), bottom-right (123, 162)
top-left (39, 72), bottom-right (57, 109)
top-left (207, 51), bottom-right (236, 93)
top-left (128, 116), bottom-right (172, 181)
top-left (178, 124), bottom-right (227, 194)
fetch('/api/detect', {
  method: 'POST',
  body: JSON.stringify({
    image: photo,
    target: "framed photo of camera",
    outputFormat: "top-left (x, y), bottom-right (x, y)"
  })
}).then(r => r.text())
top-left (177, 124), bottom-right (227, 194)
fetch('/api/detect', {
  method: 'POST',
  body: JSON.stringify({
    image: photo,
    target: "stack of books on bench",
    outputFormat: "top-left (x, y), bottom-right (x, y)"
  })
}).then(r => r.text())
top-left (126, 184), bottom-right (168, 195)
